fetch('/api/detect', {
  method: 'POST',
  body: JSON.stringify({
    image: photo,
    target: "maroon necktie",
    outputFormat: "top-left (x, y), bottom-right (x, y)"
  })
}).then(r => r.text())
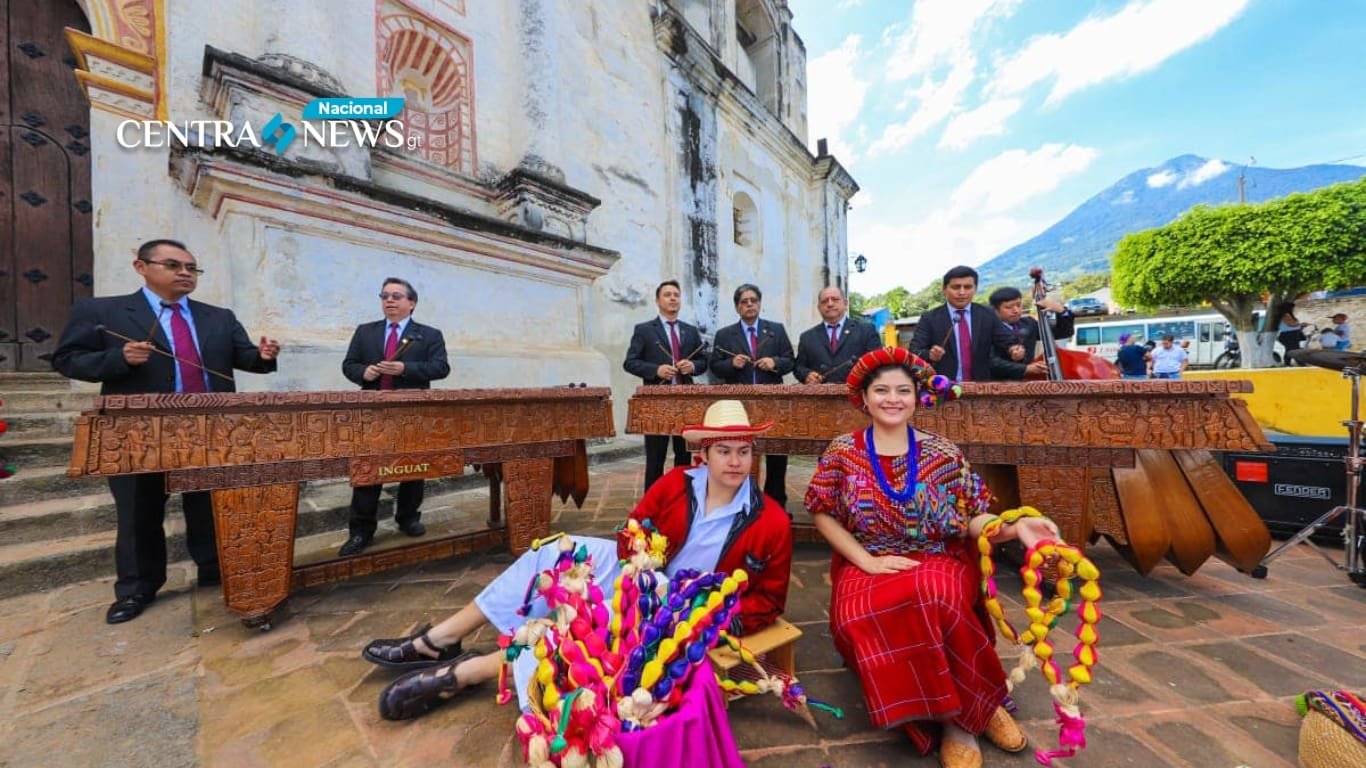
top-left (828, 324), bottom-right (839, 351)
top-left (164, 302), bottom-right (206, 393)
top-left (667, 320), bottom-right (682, 384)
top-left (380, 323), bottom-right (399, 390)
top-left (747, 326), bottom-right (759, 384)
top-left (955, 310), bottom-right (974, 381)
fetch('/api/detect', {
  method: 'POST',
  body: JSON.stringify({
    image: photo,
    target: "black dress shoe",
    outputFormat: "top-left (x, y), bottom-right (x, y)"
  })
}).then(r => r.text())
top-left (398, 521), bottom-right (426, 537)
top-left (339, 534), bottom-right (373, 557)
top-left (106, 594), bottom-right (154, 625)
top-left (198, 568), bottom-right (222, 587)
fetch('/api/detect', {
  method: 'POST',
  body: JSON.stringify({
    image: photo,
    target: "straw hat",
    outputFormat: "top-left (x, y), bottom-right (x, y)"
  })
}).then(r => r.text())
top-left (680, 400), bottom-right (772, 444)
top-left (846, 346), bottom-right (962, 410)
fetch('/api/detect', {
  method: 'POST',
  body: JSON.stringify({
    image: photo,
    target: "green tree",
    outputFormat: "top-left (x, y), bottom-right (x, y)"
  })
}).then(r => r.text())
top-left (1061, 272), bottom-right (1110, 300)
top-left (1112, 178), bottom-right (1366, 367)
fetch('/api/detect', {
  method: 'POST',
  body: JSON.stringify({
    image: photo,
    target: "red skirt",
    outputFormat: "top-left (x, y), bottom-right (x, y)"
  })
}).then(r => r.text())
top-left (830, 552), bottom-right (1007, 754)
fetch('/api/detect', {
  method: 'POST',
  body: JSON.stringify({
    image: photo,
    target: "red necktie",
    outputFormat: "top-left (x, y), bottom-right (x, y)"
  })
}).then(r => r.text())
top-left (380, 323), bottom-right (399, 390)
top-left (747, 326), bottom-right (759, 383)
top-left (667, 320), bottom-right (682, 384)
top-left (828, 324), bottom-right (839, 351)
top-left (165, 302), bottom-right (206, 393)
top-left (955, 310), bottom-right (974, 380)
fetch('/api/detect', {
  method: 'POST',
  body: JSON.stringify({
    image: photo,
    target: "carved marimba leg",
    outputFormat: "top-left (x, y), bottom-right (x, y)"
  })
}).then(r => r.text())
top-left (1016, 466), bottom-right (1091, 546)
top-left (210, 483), bottom-right (300, 628)
top-left (502, 458), bottom-right (554, 555)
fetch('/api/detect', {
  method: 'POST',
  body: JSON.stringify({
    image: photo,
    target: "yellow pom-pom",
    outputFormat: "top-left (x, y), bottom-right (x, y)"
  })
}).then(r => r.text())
top-left (1069, 665), bottom-right (1092, 685)
top-left (1076, 645), bottom-right (1097, 667)
top-left (1079, 581), bottom-right (1101, 602)
top-left (1076, 560), bottom-right (1100, 581)
top-left (1077, 624), bottom-right (1098, 645)
top-left (1029, 623), bottom-right (1050, 639)
top-left (1023, 570), bottom-right (1039, 588)
top-left (1079, 602), bottom-right (1101, 624)
top-left (1034, 643), bottom-right (1054, 661)
top-left (658, 639), bottom-right (677, 663)
top-left (1025, 606), bottom-right (1046, 624)
top-left (641, 660), bottom-right (663, 688)
top-left (733, 570), bottom-right (749, 585)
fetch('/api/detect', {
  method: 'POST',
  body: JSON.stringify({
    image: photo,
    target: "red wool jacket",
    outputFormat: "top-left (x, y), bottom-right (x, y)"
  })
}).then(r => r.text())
top-left (618, 466), bottom-right (792, 635)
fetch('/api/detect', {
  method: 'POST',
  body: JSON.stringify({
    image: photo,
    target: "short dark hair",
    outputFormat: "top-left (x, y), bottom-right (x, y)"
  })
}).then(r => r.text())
top-left (137, 239), bottom-right (189, 261)
top-left (382, 277), bottom-right (417, 302)
top-left (1162, 334), bottom-right (1175, 341)
top-left (942, 265), bottom-right (978, 287)
top-left (988, 287), bottom-right (1022, 308)
top-left (733, 283), bottom-right (762, 305)
top-left (655, 279), bottom-right (680, 298)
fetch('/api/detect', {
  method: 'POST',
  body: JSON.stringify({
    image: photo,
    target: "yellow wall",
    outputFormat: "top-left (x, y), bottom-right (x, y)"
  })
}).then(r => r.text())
top-left (1185, 367), bottom-right (1352, 437)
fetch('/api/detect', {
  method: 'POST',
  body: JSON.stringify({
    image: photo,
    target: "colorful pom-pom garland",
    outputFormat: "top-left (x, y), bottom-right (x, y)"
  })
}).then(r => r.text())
top-left (497, 522), bottom-right (832, 767)
top-left (978, 506), bottom-right (1102, 767)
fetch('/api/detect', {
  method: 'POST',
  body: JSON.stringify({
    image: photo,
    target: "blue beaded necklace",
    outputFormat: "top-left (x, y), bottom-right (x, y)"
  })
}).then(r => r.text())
top-left (865, 426), bottom-right (922, 505)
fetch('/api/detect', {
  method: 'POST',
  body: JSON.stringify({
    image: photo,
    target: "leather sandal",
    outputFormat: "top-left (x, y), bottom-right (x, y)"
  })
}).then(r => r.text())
top-left (983, 706), bottom-right (1028, 753)
top-left (937, 740), bottom-right (983, 768)
top-left (378, 650), bottom-right (483, 721)
top-left (362, 623), bottom-right (463, 670)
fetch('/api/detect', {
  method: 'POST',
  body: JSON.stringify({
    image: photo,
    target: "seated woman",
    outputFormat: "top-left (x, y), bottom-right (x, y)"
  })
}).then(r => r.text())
top-left (805, 347), bottom-right (1061, 768)
top-left (363, 400), bottom-right (793, 720)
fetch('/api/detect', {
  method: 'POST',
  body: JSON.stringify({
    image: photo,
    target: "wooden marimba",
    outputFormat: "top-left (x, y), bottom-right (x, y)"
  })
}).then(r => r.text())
top-left (628, 380), bottom-right (1273, 576)
top-left (67, 387), bottom-right (614, 627)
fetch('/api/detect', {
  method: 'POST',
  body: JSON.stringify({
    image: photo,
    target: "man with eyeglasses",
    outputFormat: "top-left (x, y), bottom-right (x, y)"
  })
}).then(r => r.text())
top-left (338, 277), bottom-right (451, 557)
top-left (708, 283), bottom-right (795, 509)
top-left (52, 238), bottom-right (280, 624)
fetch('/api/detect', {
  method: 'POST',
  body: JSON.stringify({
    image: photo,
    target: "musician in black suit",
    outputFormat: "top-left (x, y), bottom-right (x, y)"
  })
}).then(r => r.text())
top-left (987, 286), bottom-right (1076, 380)
top-left (623, 279), bottom-right (708, 491)
top-left (708, 284), bottom-right (795, 507)
top-left (794, 286), bottom-right (884, 384)
top-left (909, 265), bottom-right (1017, 382)
top-left (338, 277), bottom-right (451, 556)
top-left (51, 239), bottom-right (280, 624)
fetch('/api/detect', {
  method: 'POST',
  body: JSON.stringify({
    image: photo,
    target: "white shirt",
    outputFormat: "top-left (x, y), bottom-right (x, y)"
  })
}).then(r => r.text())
top-left (1150, 344), bottom-right (1188, 374)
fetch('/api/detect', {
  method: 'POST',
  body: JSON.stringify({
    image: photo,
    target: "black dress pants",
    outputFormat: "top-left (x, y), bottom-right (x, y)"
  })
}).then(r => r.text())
top-left (643, 434), bottom-right (690, 492)
top-left (763, 453), bottom-right (788, 508)
top-left (108, 473), bottom-right (217, 599)
top-left (348, 480), bottom-right (426, 536)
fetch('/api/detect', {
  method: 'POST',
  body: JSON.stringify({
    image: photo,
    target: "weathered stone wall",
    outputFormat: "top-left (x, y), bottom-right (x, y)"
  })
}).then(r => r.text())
top-left (78, 0), bottom-right (855, 429)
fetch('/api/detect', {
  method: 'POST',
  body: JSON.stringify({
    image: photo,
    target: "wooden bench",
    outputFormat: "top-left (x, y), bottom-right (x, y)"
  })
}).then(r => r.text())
top-left (708, 618), bottom-right (802, 700)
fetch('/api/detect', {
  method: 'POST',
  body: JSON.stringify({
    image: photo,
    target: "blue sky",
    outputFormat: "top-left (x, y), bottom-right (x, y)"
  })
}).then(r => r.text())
top-left (786, 0), bottom-right (1366, 294)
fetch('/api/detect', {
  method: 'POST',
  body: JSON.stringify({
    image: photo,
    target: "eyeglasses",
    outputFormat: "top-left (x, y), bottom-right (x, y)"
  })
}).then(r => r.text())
top-left (737, 297), bottom-right (760, 305)
top-left (142, 258), bottom-right (204, 275)
top-left (378, 292), bottom-right (411, 301)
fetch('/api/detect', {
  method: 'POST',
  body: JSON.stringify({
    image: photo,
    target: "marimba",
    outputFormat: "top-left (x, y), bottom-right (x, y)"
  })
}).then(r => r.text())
top-left (627, 380), bottom-right (1273, 576)
top-left (67, 387), bottom-right (614, 627)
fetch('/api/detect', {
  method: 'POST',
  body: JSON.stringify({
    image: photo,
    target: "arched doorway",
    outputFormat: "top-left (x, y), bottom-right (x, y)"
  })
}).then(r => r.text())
top-left (1, 0), bottom-right (93, 370)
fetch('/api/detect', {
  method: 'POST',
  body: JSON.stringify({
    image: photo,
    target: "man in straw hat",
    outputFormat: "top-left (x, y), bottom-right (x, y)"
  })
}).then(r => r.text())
top-left (359, 400), bottom-right (792, 721)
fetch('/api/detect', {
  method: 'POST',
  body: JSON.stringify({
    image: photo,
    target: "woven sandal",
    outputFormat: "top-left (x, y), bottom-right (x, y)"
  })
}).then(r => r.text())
top-left (362, 623), bottom-right (463, 670)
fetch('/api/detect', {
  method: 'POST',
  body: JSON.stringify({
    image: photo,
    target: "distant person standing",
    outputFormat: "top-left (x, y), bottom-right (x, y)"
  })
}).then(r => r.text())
top-left (1115, 333), bottom-right (1149, 379)
top-left (1276, 302), bottom-right (1310, 364)
top-left (1148, 334), bottom-right (1188, 379)
top-left (1331, 312), bottom-right (1352, 350)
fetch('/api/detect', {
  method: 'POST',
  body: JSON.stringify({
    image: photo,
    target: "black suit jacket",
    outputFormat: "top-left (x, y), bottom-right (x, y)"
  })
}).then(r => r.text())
top-left (992, 311), bottom-right (1077, 380)
top-left (909, 303), bottom-right (1017, 382)
top-left (709, 319), bottom-right (794, 384)
top-left (52, 291), bottom-right (276, 394)
top-left (623, 317), bottom-right (708, 385)
top-left (794, 317), bottom-right (884, 383)
top-left (342, 319), bottom-right (450, 390)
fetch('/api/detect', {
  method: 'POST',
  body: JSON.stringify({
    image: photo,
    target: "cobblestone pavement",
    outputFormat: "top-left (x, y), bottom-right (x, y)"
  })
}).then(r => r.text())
top-left (1, 455), bottom-right (1362, 767)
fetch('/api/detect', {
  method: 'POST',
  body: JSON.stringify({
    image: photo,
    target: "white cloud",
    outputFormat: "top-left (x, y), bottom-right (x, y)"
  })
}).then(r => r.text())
top-left (1181, 158), bottom-right (1230, 187)
top-left (806, 34), bottom-right (869, 162)
top-left (949, 143), bottom-right (1099, 215)
top-left (849, 144), bottom-right (1098, 292)
top-left (1147, 170), bottom-right (1178, 188)
top-left (835, 0), bottom-right (863, 8)
top-left (866, 0), bottom-right (1020, 157)
top-left (990, 0), bottom-right (1250, 106)
top-left (938, 97), bottom-right (1022, 149)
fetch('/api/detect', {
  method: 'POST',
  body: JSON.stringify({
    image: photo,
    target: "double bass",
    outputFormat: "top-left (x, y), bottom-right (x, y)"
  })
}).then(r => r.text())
top-left (1025, 267), bottom-right (1119, 380)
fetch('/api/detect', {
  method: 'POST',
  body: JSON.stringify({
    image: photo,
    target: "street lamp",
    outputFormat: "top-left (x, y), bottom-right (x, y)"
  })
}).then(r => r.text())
top-left (852, 253), bottom-right (867, 273)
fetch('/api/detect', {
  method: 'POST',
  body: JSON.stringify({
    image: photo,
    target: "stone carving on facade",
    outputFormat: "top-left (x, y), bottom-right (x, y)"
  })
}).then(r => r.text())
top-left (493, 158), bottom-right (603, 242)
top-left (375, 0), bottom-right (476, 173)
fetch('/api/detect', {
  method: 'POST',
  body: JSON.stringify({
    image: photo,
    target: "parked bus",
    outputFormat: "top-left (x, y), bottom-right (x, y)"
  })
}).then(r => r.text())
top-left (1068, 312), bottom-right (1285, 367)
top-left (1068, 313), bottom-right (1228, 367)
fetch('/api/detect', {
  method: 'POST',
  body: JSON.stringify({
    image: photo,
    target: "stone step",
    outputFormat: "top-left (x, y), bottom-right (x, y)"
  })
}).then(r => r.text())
top-left (0, 478), bottom-right (507, 601)
top-left (0, 465), bottom-right (99, 506)
top-left (2, 410), bottom-right (78, 439)
top-left (0, 436), bottom-right (76, 467)
top-left (0, 386), bottom-right (95, 414)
